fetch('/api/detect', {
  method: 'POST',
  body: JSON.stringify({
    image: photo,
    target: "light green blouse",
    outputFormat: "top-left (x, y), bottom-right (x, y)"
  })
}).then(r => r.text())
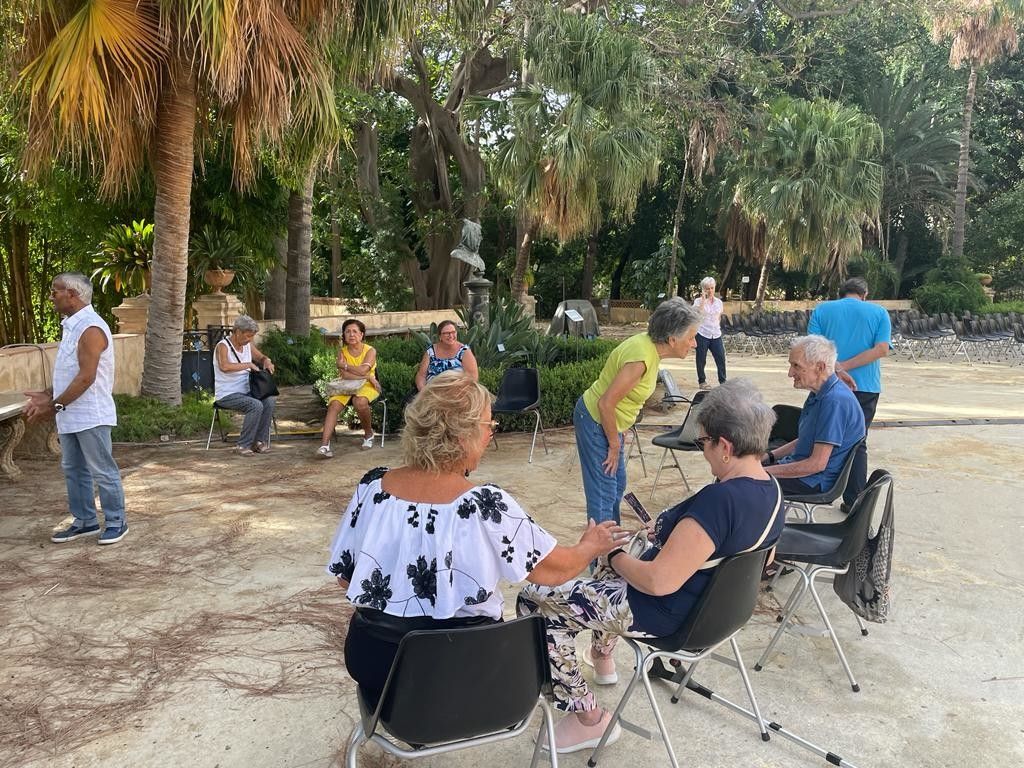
top-left (582, 333), bottom-right (660, 433)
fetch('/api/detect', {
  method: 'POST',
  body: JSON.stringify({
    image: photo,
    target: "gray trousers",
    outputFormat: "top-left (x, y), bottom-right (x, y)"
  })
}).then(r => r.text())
top-left (216, 393), bottom-right (276, 448)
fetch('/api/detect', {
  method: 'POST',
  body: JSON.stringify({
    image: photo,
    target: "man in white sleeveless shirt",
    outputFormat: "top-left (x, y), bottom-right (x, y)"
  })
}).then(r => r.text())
top-left (25, 273), bottom-right (128, 544)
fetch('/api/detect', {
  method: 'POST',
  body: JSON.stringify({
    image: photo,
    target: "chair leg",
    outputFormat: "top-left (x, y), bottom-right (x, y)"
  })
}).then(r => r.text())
top-left (639, 655), bottom-right (681, 768)
top-left (650, 448), bottom-right (669, 499)
top-left (528, 409), bottom-right (549, 463)
top-left (807, 571), bottom-right (860, 692)
top-left (730, 637), bottom-right (770, 741)
top-left (345, 722), bottom-right (367, 768)
top-left (379, 400), bottom-right (388, 447)
top-left (206, 408), bottom-right (218, 451)
top-left (855, 613), bottom-right (868, 636)
top-left (531, 697), bottom-right (559, 768)
top-left (650, 448), bottom-right (689, 500)
top-left (754, 568), bottom-right (811, 671)
top-left (627, 425), bottom-right (647, 478)
top-left (588, 641), bottom-right (646, 767)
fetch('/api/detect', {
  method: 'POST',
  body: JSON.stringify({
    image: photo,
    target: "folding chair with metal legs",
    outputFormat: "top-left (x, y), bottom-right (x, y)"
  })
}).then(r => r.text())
top-left (624, 424), bottom-right (647, 477)
top-left (206, 406), bottom-right (228, 450)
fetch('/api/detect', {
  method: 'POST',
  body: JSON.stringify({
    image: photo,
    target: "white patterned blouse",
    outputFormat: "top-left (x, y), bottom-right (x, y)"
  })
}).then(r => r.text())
top-left (326, 467), bottom-right (558, 620)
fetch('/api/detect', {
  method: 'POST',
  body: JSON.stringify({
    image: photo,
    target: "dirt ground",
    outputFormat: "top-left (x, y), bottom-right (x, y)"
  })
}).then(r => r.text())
top-left (1, 347), bottom-right (1023, 768)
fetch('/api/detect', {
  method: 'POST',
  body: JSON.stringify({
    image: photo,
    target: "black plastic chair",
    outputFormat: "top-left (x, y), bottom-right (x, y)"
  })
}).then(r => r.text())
top-left (767, 404), bottom-right (801, 450)
top-left (754, 470), bottom-right (893, 692)
top-left (649, 389), bottom-right (709, 499)
top-left (346, 614), bottom-right (558, 768)
top-left (492, 367), bottom-right (549, 463)
top-left (781, 439), bottom-right (864, 522)
top-left (587, 547), bottom-right (774, 768)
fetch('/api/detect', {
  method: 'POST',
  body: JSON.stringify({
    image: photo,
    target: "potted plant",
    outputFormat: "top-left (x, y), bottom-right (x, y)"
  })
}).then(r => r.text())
top-left (190, 225), bottom-right (243, 293)
top-left (91, 220), bottom-right (154, 295)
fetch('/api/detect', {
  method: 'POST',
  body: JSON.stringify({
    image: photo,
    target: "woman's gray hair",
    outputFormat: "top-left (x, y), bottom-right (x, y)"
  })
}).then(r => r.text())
top-left (233, 315), bottom-right (260, 334)
top-left (696, 379), bottom-right (775, 457)
top-left (700, 276), bottom-right (716, 291)
top-left (54, 272), bottom-right (93, 303)
top-left (792, 334), bottom-right (837, 371)
top-left (647, 297), bottom-right (702, 344)
top-left (402, 371), bottom-right (494, 473)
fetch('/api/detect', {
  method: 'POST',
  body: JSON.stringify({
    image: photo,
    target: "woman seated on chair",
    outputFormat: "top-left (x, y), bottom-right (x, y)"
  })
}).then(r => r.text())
top-left (213, 314), bottom-right (276, 455)
top-left (325, 372), bottom-right (630, 709)
top-left (414, 320), bottom-right (478, 391)
top-left (517, 380), bottom-right (785, 753)
top-left (317, 319), bottom-right (381, 458)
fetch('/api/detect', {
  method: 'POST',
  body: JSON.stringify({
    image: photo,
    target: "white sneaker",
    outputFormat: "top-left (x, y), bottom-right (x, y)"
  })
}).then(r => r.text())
top-left (316, 445), bottom-right (333, 458)
top-left (361, 435), bottom-right (375, 450)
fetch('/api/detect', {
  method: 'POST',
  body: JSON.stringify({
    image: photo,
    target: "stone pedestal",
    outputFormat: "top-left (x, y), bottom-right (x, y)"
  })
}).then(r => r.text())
top-left (193, 292), bottom-right (246, 330)
top-left (463, 274), bottom-right (493, 328)
top-left (112, 294), bottom-right (151, 334)
top-left (521, 293), bottom-right (537, 320)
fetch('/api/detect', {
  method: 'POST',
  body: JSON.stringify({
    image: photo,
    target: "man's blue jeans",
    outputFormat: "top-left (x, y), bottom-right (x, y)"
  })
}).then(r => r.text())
top-left (573, 397), bottom-right (625, 525)
top-left (59, 425), bottom-right (125, 528)
top-left (216, 393), bottom-right (277, 448)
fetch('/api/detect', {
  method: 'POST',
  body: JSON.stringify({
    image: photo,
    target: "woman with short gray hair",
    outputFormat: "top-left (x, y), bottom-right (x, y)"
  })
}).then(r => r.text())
top-left (693, 276), bottom-right (726, 390)
top-left (575, 297), bottom-right (701, 527)
top-left (518, 379), bottom-right (784, 752)
top-left (213, 315), bottom-right (277, 455)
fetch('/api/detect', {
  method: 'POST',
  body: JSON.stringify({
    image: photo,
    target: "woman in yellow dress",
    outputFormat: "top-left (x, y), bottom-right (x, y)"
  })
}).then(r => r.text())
top-left (317, 319), bottom-right (381, 457)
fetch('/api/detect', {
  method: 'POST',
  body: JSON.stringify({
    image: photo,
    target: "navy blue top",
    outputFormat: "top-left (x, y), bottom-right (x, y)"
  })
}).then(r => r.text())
top-left (626, 478), bottom-right (784, 637)
top-left (778, 374), bottom-right (865, 490)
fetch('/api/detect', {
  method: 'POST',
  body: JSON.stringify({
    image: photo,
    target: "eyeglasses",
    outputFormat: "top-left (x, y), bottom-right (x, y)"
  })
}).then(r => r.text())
top-left (440, 331), bottom-right (458, 338)
top-left (480, 419), bottom-right (499, 436)
top-left (693, 435), bottom-right (714, 450)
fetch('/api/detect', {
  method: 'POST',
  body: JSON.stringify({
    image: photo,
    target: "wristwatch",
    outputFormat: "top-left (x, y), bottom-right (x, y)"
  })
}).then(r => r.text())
top-left (53, 402), bottom-right (66, 413)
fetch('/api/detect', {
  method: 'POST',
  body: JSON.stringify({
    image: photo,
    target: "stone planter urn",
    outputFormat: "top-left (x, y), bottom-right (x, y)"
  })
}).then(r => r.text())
top-left (203, 269), bottom-right (236, 293)
top-left (978, 275), bottom-right (993, 286)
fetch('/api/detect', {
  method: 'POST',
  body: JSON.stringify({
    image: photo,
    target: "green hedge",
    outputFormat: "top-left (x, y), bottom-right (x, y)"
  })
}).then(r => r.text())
top-left (310, 349), bottom-right (615, 433)
top-left (257, 327), bottom-right (328, 385)
top-left (976, 301), bottom-right (1024, 314)
top-left (112, 392), bottom-right (222, 442)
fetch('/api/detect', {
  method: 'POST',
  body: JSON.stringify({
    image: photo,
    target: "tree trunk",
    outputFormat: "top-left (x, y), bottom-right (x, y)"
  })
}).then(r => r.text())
top-left (264, 236), bottom-right (288, 320)
top-left (754, 254), bottom-right (771, 308)
top-left (510, 213), bottom-right (537, 303)
top-left (141, 56), bottom-right (196, 406)
top-left (285, 172), bottom-right (314, 334)
top-left (892, 231), bottom-right (909, 297)
top-left (951, 63), bottom-right (976, 259)
top-left (720, 249), bottom-right (737, 295)
top-left (330, 192), bottom-right (342, 297)
top-left (8, 221), bottom-right (33, 342)
top-left (666, 155), bottom-right (688, 298)
top-left (581, 234), bottom-right (598, 301)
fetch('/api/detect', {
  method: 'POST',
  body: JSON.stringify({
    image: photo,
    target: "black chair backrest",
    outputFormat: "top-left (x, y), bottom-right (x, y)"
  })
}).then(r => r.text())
top-left (832, 470), bottom-right (892, 564)
top-left (651, 547), bottom-right (772, 652)
top-left (827, 438), bottom-right (864, 494)
top-left (496, 367), bottom-right (540, 410)
top-left (371, 614), bottom-right (549, 746)
top-left (677, 389), bottom-right (710, 445)
top-left (770, 404), bottom-right (801, 444)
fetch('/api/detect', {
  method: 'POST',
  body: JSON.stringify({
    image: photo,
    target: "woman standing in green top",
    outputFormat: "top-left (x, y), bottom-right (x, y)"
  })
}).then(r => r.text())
top-left (576, 298), bottom-right (702, 524)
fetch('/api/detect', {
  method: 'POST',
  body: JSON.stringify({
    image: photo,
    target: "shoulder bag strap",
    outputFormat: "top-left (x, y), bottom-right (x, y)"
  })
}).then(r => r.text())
top-left (697, 477), bottom-right (782, 570)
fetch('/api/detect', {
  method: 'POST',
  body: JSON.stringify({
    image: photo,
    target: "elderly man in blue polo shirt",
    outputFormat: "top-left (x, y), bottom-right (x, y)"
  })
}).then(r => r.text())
top-left (763, 335), bottom-right (865, 496)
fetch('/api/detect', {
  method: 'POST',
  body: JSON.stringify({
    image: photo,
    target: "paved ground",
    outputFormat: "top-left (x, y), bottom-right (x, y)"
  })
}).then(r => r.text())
top-left (1, 349), bottom-right (1023, 768)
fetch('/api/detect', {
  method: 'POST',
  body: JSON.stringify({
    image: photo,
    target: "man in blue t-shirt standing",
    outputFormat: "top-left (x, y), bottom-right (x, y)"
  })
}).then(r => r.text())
top-left (808, 277), bottom-right (891, 504)
top-left (764, 335), bottom-right (865, 496)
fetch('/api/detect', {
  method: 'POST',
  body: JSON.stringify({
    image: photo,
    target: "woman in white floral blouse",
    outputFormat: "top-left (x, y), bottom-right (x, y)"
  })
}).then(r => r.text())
top-left (326, 372), bottom-right (629, 713)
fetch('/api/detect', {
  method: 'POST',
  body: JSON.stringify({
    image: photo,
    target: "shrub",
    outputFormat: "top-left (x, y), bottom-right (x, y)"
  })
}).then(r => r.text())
top-left (912, 256), bottom-right (988, 315)
top-left (257, 327), bottom-right (328, 385)
top-left (112, 392), bottom-right (221, 442)
top-left (976, 301), bottom-right (1024, 314)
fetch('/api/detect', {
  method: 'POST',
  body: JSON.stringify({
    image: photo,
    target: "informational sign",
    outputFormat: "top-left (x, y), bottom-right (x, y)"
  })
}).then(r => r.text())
top-left (564, 309), bottom-right (585, 322)
top-left (741, 275), bottom-right (750, 283)
top-left (496, 343), bottom-right (505, 352)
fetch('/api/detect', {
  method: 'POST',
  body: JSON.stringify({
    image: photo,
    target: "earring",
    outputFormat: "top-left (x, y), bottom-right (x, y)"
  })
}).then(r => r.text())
top-left (722, 454), bottom-right (730, 463)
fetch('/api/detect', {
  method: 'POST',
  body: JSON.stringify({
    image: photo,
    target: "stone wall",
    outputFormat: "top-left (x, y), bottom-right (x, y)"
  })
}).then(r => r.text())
top-left (606, 299), bottom-right (914, 326)
top-left (0, 334), bottom-right (145, 395)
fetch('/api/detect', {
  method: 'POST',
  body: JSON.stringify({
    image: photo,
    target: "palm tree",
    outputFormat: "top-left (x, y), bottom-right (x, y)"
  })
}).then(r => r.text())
top-left (488, 10), bottom-right (660, 302)
top-left (16, 0), bottom-right (336, 404)
top-left (732, 96), bottom-right (883, 303)
top-left (931, 1), bottom-right (1021, 258)
top-left (862, 77), bottom-right (963, 288)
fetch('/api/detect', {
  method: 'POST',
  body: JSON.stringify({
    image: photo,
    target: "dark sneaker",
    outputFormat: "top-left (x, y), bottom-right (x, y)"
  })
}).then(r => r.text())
top-left (98, 524), bottom-right (129, 545)
top-left (51, 523), bottom-right (101, 543)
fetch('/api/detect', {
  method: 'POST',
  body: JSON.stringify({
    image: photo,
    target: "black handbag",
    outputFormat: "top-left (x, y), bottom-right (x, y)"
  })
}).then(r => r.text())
top-left (226, 339), bottom-right (279, 400)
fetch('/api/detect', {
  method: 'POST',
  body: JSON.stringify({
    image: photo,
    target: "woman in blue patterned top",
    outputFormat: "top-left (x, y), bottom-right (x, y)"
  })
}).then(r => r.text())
top-left (414, 320), bottom-right (479, 391)
top-left (326, 372), bottom-right (629, 708)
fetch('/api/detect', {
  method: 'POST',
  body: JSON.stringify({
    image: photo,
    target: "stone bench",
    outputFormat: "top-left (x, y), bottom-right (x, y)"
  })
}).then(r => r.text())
top-left (0, 393), bottom-right (27, 480)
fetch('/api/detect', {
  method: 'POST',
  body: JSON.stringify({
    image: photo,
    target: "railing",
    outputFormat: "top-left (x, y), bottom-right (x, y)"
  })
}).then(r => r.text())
top-left (181, 326), bottom-right (232, 393)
